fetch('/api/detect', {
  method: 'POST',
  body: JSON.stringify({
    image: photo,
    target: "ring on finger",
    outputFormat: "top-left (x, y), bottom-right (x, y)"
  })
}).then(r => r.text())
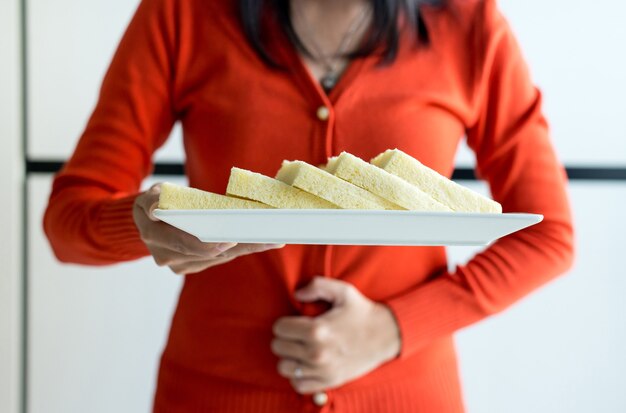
top-left (294, 364), bottom-right (304, 379)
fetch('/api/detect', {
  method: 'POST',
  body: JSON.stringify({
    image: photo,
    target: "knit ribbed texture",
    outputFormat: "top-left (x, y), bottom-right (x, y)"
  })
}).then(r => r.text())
top-left (385, 272), bottom-right (486, 358)
top-left (153, 340), bottom-right (465, 412)
top-left (96, 193), bottom-right (150, 260)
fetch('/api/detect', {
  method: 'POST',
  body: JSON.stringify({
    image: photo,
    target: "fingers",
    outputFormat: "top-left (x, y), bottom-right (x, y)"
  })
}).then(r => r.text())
top-left (276, 360), bottom-right (332, 394)
top-left (276, 358), bottom-right (319, 380)
top-left (216, 243), bottom-right (285, 260)
top-left (142, 222), bottom-right (230, 257)
top-left (271, 338), bottom-right (309, 361)
top-left (294, 276), bottom-right (355, 305)
top-left (149, 245), bottom-right (218, 266)
top-left (149, 243), bottom-right (230, 275)
top-left (273, 317), bottom-right (328, 342)
top-left (290, 378), bottom-right (328, 395)
top-left (133, 184), bottom-right (286, 274)
top-left (134, 190), bottom-right (210, 257)
top-left (148, 239), bottom-right (283, 275)
top-left (168, 257), bottom-right (235, 275)
top-left (276, 358), bottom-right (339, 394)
top-left (272, 279), bottom-right (367, 394)
top-left (271, 337), bottom-right (333, 368)
top-left (155, 242), bottom-right (283, 268)
top-left (141, 210), bottom-right (284, 260)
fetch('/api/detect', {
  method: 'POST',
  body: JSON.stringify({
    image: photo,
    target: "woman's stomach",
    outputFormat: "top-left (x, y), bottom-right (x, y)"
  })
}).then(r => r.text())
top-left (158, 244), bottom-right (450, 390)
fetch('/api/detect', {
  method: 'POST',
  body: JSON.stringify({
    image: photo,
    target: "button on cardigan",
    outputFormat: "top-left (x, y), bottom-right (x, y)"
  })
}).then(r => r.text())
top-left (43, 0), bottom-right (575, 411)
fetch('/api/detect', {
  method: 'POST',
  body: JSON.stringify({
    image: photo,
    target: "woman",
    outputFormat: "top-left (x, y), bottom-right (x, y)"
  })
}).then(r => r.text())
top-left (44, 0), bottom-right (575, 411)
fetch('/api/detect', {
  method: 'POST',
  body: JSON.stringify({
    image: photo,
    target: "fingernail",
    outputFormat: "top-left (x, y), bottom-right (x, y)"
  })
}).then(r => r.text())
top-left (216, 242), bottom-right (237, 252)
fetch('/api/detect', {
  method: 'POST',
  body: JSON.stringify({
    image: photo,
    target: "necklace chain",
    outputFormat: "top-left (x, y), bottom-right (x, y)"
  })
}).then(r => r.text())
top-left (292, 3), bottom-right (372, 92)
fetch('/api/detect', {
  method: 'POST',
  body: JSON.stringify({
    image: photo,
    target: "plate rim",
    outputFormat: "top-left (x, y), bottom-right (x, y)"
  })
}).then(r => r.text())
top-left (153, 208), bottom-right (544, 223)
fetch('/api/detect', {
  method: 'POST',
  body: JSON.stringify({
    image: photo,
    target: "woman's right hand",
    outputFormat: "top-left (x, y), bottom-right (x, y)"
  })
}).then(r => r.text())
top-left (133, 184), bottom-right (285, 275)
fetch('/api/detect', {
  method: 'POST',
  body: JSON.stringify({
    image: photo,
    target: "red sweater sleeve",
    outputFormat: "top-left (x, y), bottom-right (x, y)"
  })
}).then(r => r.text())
top-left (384, 1), bottom-right (575, 358)
top-left (44, 0), bottom-right (177, 265)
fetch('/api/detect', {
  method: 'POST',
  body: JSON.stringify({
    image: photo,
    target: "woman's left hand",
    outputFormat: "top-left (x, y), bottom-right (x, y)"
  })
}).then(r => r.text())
top-left (271, 277), bottom-right (401, 394)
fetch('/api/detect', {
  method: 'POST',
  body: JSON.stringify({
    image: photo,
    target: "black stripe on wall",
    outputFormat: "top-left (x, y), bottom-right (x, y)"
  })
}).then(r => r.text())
top-left (25, 160), bottom-right (186, 176)
top-left (25, 160), bottom-right (626, 181)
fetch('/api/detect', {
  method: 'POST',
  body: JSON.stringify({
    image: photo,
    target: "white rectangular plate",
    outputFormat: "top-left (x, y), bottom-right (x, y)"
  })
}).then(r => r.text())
top-left (153, 209), bottom-right (543, 246)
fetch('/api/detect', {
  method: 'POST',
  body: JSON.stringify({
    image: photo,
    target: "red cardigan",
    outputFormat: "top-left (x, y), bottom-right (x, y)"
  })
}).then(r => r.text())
top-left (44, 0), bottom-right (574, 411)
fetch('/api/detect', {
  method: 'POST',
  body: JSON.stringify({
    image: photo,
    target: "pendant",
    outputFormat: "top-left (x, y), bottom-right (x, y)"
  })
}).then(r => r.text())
top-left (321, 73), bottom-right (338, 93)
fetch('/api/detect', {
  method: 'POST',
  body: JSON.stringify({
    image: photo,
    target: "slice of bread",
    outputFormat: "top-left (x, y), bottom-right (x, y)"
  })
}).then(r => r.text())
top-left (226, 167), bottom-right (338, 209)
top-left (327, 152), bottom-right (451, 211)
top-left (158, 182), bottom-right (269, 210)
top-left (275, 160), bottom-right (400, 210)
top-left (371, 149), bottom-right (502, 213)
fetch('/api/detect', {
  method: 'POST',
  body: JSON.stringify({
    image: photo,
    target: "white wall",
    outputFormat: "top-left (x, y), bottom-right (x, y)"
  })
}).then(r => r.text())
top-left (0, 0), bottom-right (23, 412)
top-left (451, 182), bottom-right (626, 413)
top-left (500, 0), bottom-right (626, 166)
top-left (27, 176), bottom-right (182, 413)
top-left (25, 1), bottom-right (184, 412)
top-left (27, 0), bottom-right (183, 162)
top-left (453, 3), bottom-right (626, 407)
top-left (455, 0), bottom-right (626, 168)
top-left (17, 0), bottom-right (626, 412)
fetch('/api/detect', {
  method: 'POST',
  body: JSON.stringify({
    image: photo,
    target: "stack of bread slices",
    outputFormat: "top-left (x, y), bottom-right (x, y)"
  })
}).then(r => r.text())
top-left (158, 149), bottom-right (502, 213)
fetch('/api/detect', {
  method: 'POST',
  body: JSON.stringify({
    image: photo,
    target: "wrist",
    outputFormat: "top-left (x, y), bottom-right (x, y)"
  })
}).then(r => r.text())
top-left (372, 303), bottom-right (401, 362)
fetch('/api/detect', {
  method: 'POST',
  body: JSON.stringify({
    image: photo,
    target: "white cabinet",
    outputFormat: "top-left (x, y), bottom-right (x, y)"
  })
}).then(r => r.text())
top-left (27, 176), bottom-right (183, 413)
top-left (26, 0), bottom-right (183, 162)
top-left (453, 182), bottom-right (626, 413)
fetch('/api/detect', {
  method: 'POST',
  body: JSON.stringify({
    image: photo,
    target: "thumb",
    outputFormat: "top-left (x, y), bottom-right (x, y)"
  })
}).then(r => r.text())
top-left (138, 184), bottom-right (161, 222)
top-left (295, 277), bottom-right (350, 305)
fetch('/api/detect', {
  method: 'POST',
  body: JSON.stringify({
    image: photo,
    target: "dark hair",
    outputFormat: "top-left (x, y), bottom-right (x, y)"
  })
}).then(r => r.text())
top-left (239, 0), bottom-right (445, 67)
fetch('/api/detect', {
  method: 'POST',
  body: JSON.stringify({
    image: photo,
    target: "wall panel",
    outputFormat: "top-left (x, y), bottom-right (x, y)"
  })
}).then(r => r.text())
top-left (453, 182), bottom-right (626, 413)
top-left (27, 0), bottom-right (183, 162)
top-left (454, 0), bottom-right (626, 168)
top-left (23, 0), bottom-right (626, 411)
top-left (27, 176), bottom-right (183, 413)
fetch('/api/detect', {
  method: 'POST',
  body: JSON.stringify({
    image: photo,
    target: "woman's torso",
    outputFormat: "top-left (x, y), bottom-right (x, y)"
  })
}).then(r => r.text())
top-left (154, 0), bottom-right (483, 410)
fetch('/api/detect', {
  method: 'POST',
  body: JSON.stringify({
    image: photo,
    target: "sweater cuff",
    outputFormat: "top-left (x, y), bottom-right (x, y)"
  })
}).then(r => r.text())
top-left (95, 193), bottom-right (150, 260)
top-left (384, 273), bottom-right (485, 359)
